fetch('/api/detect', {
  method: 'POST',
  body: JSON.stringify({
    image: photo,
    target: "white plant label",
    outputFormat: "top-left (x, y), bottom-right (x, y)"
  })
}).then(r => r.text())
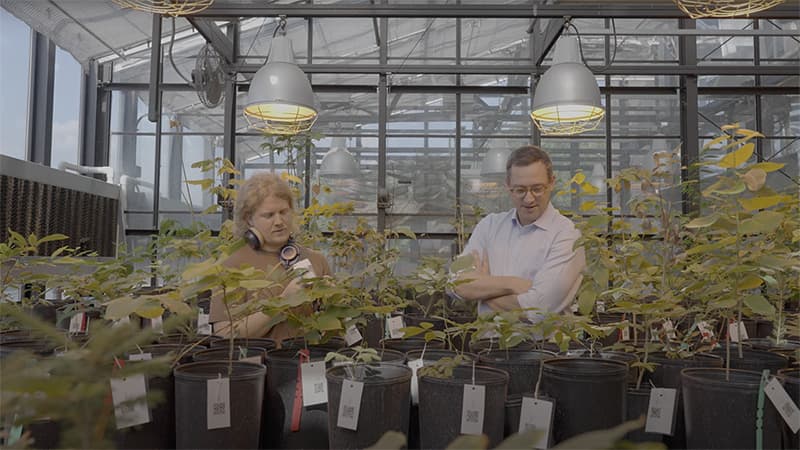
top-left (621, 326), bottom-right (631, 341)
top-left (293, 259), bottom-right (316, 279)
top-left (197, 312), bottom-right (212, 335)
top-left (128, 352), bottom-right (152, 362)
top-left (696, 321), bottom-right (714, 342)
top-left (112, 316), bottom-right (131, 329)
top-left (729, 320), bottom-right (749, 342)
top-left (460, 384), bottom-right (485, 435)
top-left (336, 379), bottom-right (364, 431)
top-left (663, 319), bottom-right (676, 340)
top-left (596, 301), bottom-right (606, 313)
top-left (110, 374), bottom-right (150, 429)
top-left (408, 358), bottom-right (424, 405)
top-left (301, 361), bottom-right (328, 406)
top-left (518, 396), bottom-right (554, 449)
top-left (765, 377), bottom-right (800, 434)
top-left (645, 388), bottom-right (677, 435)
top-left (150, 316), bottom-right (163, 334)
top-left (345, 325), bottom-right (363, 346)
top-left (387, 316), bottom-right (405, 339)
top-left (207, 377), bottom-right (231, 430)
top-left (69, 313), bottom-right (88, 334)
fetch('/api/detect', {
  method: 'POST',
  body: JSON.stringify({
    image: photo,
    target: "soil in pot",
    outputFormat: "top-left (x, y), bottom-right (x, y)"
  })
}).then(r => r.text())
top-left (326, 363), bottom-right (412, 449)
top-left (173, 361), bottom-right (266, 449)
top-left (418, 365), bottom-right (508, 449)
top-left (541, 358), bottom-right (628, 444)
top-left (380, 338), bottom-right (445, 353)
top-left (682, 368), bottom-right (782, 449)
top-left (266, 347), bottom-right (331, 449)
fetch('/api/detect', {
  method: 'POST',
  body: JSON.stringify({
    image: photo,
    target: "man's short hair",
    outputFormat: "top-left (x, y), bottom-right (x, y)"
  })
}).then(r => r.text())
top-left (506, 145), bottom-right (555, 183)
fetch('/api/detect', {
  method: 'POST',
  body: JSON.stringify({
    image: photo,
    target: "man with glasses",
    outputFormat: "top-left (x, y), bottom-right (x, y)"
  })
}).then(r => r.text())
top-left (453, 145), bottom-right (585, 320)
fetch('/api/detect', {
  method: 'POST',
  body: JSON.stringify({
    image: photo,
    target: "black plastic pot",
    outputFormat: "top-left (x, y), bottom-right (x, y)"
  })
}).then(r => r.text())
top-left (326, 363), bottom-right (412, 449)
top-left (541, 358), bottom-right (627, 444)
top-left (174, 361), bottom-right (266, 449)
top-left (477, 349), bottom-right (555, 397)
top-left (403, 313), bottom-right (446, 331)
top-left (682, 368), bottom-right (782, 449)
top-left (643, 352), bottom-right (724, 449)
top-left (157, 333), bottom-right (218, 347)
top-left (562, 349), bottom-right (639, 383)
top-left (777, 368), bottom-right (799, 450)
top-left (210, 337), bottom-right (278, 352)
top-left (504, 395), bottom-right (522, 438)
top-left (266, 347), bottom-right (331, 449)
top-left (0, 329), bottom-right (32, 343)
top-left (469, 338), bottom-right (535, 354)
top-left (593, 312), bottom-right (627, 347)
top-left (0, 339), bottom-right (55, 356)
top-left (280, 336), bottom-right (346, 351)
top-left (192, 346), bottom-right (283, 449)
top-left (114, 345), bottom-right (190, 449)
top-left (335, 347), bottom-right (406, 364)
top-left (625, 385), bottom-right (665, 443)
top-left (711, 348), bottom-right (788, 373)
top-left (380, 338), bottom-right (445, 353)
top-left (418, 365), bottom-right (508, 449)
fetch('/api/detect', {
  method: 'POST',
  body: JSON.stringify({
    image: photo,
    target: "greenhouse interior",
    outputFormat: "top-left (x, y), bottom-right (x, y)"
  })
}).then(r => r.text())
top-left (0, 0), bottom-right (799, 449)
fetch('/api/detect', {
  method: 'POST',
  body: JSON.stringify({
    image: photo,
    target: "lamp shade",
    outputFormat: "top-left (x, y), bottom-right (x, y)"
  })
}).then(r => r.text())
top-left (531, 36), bottom-right (605, 135)
top-left (319, 137), bottom-right (359, 178)
top-left (244, 34), bottom-right (318, 135)
top-left (480, 148), bottom-right (511, 178)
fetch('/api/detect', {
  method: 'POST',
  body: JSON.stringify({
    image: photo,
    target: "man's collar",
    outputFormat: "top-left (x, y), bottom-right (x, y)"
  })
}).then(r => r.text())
top-left (511, 203), bottom-right (557, 231)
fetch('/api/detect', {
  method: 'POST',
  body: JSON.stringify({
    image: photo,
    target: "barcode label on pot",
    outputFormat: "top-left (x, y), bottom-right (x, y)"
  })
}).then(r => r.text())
top-left (460, 384), bottom-right (485, 435)
top-left (408, 358), bottom-right (424, 405)
top-left (128, 352), bottom-right (152, 361)
top-left (150, 316), bottom-right (163, 334)
top-left (345, 325), bottom-right (363, 346)
top-left (337, 380), bottom-right (364, 430)
top-left (728, 320), bottom-right (748, 342)
top-left (518, 396), bottom-right (554, 449)
top-left (69, 313), bottom-right (88, 334)
top-left (301, 362), bottom-right (328, 406)
top-left (387, 316), bottom-right (405, 339)
top-left (696, 321), bottom-right (714, 342)
top-left (663, 319), bottom-right (676, 340)
top-left (111, 374), bottom-right (150, 429)
top-left (765, 377), bottom-right (800, 434)
top-left (207, 377), bottom-right (231, 430)
top-left (197, 312), bottom-right (212, 335)
top-left (645, 388), bottom-right (677, 435)
top-left (621, 326), bottom-right (631, 341)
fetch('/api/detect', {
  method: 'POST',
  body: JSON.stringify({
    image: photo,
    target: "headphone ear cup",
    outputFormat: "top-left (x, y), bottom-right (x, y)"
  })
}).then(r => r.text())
top-left (244, 227), bottom-right (264, 250)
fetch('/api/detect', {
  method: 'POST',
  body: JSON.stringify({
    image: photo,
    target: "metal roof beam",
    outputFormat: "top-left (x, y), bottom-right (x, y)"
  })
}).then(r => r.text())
top-left (194, 2), bottom-right (800, 19)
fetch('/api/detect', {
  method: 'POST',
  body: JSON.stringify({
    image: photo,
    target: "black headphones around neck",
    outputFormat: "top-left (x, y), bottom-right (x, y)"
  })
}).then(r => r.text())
top-left (244, 227), bottom-right (301, 268)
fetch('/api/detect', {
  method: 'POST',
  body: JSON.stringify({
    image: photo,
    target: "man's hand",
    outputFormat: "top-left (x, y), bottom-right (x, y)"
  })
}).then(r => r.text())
top-left (281, 277), bottom-right (304, 297)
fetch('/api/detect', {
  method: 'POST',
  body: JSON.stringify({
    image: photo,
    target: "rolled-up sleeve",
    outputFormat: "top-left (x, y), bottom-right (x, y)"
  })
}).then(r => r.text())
top-left (516, 227), bottom-right (585, 321)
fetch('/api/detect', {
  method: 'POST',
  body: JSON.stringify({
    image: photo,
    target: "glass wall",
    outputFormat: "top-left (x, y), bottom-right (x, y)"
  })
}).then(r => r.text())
top-left (0, 8), bottom-right (31, 160)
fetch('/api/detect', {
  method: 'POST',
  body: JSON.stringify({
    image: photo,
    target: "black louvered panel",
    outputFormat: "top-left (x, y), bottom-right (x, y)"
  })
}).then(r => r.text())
top-left (0, 175), bottom-right (118, 257)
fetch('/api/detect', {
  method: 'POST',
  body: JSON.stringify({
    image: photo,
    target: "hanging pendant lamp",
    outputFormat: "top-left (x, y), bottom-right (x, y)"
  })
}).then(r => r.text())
top-left (111, 0), bottom-right (214, 16)
top-left (531, 35), bottom-right (605, 136)
top-left (673, 0), bottom-right (786, 18)
top-left (480, 148), bottom-right (511, 178)
top-left (320, 137), bottom-right (360, 178)
top-left (244, 19), bottom-right (318, 135)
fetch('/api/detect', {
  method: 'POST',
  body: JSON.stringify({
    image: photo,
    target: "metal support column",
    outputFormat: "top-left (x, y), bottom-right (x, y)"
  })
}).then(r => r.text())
top-left (148, 15), bottom-right (163, 123)
top-left (679, 18), bottom-right (700, 215)
top-left (95, 64), bottom-right (113, 168)
top-left (27, 31), bottom-right (55, 165)
top-left (377, 12), bottom-right (389, 232)
top-left (79, 61), bottom-right (98, 167)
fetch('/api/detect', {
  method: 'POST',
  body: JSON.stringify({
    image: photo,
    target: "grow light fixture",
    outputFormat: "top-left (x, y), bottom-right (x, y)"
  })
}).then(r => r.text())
top-left (244, 17), bottom-right (318, 135)
top-left (673, 0), bottom-right (786, 18)
top-left (530, 35), bottom-right (605, 136)
top-left (111, 0), bottom-right (214, 17)
top-left (320, 137), bottom-right (360, 179)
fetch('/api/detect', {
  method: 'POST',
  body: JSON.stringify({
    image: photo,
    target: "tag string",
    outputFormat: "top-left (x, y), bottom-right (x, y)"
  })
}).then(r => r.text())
top-left (216, 373), bottom-right (223, 402)
top-left (756, 369), bottom-right (769, 450)
top-left (420, 341), bottom-right (427, 361)
top-left (534, 359), bottom-right (544, 399)
top-left (471, 359), bottom-right (476, 386)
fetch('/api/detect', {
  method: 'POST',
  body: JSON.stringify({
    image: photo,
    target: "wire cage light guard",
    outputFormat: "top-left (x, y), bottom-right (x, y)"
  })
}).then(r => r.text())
top-left (111, 0), bottom-right (214, 17)
top-left (673, 0), bottom-right (786, 18)
top-left (530, 104), bottom-right (605, 136)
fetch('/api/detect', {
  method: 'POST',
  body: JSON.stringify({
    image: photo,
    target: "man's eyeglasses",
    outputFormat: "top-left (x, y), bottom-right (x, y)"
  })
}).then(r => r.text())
top-left (509, 185), bottom-right (550, 198)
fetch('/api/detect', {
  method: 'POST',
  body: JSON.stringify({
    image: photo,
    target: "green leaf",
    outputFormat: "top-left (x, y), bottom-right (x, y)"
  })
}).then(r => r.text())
top-left (739, 211), bottom-right (783, 234)
top-left (587, 214), bottom-right (608, 228)
top-left (579, 201), bottom-right (597, 212)
top-left (570, 172), bottom-right (586, 185)
top-left (185, 179), bottom-right (214, 189)
top-left (445, 434), bottom-right (489, 450)
top-left (686, 214), bottom-right (719, 229)
top-left (578, 289), bottom-right (597, 316)
top-left (716, 143), bottom-right (754, 169)
top-left (104, 296), bottom-right (144, 320)
top-left (136, 303), bottom-right (165, 319)
top-left (450, 254), bottom-right (475, 273)
top-left (738, 195), bottom-right (791, 212)
top-left (35, 234), bottom-right (70, 245)
top-left (747, 162), bottom-right (785, 173)
top-left (553, 418), bottom-right (645, 449)
top-left (365, 431), bottom-right (406, 450)
top-left (495, 429), bottom-right (545, 450)
top-left (238, 279), bottom-right (275, 290)
top-left (744, 294), bottom-right (775, 317)
top-left (738, 275), bottom-right (763, 290)
top-left (741, 168), bottom-right (766, 192)
top-left (580, 182), bottom-right (600, 195)
top-left (703, 134), bottom-right (732, 150)
top-left (161, 297), bottom-right (192, 316)
top-left (316, 313), bottom-right (342, 331)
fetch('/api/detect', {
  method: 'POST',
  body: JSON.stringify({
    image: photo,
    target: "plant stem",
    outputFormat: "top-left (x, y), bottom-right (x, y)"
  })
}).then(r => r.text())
top-left (222, 285), bottom-right (234, 377)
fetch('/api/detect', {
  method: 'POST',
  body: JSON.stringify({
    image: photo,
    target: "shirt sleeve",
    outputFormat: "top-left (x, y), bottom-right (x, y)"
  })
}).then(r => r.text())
top-left (516, 226), bottom-right (585, 322)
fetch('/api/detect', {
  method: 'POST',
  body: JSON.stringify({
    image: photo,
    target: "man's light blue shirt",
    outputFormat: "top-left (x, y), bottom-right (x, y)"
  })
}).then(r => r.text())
top-left (461, 203), bottom-right (585, 320)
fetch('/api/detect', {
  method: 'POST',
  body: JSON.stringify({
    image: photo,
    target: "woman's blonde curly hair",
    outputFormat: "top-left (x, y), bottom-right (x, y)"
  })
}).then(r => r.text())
top-left (233, 173), bottom-right (295, 237)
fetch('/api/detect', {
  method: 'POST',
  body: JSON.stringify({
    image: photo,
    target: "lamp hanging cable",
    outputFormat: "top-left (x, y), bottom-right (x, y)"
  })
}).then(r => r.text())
top-left (566, 17), bottom-right (619, 72)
